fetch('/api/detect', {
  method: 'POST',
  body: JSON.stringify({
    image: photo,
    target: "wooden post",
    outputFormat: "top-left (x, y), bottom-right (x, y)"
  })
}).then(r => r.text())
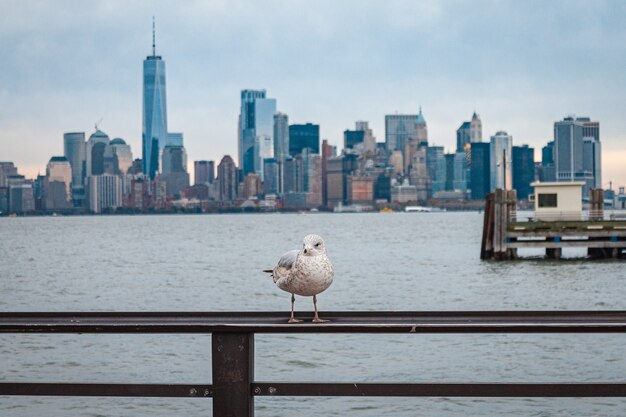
top-left (493, 189), bottom-right (502, 259)
top-left (480, 193), bottom-right (494, 260)
top-left (213, 332), bottom-right (254, 417)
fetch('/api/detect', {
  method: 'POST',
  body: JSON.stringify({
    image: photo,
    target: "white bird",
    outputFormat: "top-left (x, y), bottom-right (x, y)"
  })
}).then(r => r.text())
top-left (264, 234), bottom-right (334, 323)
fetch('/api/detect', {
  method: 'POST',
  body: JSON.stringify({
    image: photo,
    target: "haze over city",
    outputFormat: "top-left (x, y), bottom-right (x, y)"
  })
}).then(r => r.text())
top-left (2, 0), bottom-right (626, 186)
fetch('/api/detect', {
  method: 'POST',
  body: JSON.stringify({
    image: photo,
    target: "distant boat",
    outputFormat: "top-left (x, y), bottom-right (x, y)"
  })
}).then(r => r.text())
top-left (405, 206), bottom-right (446, 213)
top-left (380, 208), bottom-right (394, 213)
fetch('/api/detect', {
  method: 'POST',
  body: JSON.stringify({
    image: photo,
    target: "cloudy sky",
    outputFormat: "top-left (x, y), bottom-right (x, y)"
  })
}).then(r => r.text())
top-left (1, 0), bottom-right (626, 186)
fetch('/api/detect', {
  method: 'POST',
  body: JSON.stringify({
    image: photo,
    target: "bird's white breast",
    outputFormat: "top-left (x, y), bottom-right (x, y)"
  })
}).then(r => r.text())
top-left (282, 254), bottom-right (333, 297)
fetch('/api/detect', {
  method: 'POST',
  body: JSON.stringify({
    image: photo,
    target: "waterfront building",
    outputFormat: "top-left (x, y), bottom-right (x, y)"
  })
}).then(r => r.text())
top-left (161, 144), bottom-right (190, 196)
top-left (194, 160), bottom-right (214, 185)
top-left (389, 151), bottom-right (404, 176)
top-left (391, 180), bottom-right (418, 203)
top-left (385, 108), bottom-right (427, 158)
top-left (356, 121), bottom-right (376, 153)
top-left (239, 89), bottom-right (276, 176)
top-left (262, 158), bottom-right (279, 196)
top-left (347, 175), bottom-right (374, 205)
top-left (283, 156), bottom-right (297, 194)
top-left (512, 145), bottom-right (535, 201)
top-left (85, 129), bottom-right (110, 177)
top-left (87, 174), bottom-right (122, 213)
top-left (8, 183), bottom-right (35, 214)
top-left (408, 147), bottom-right (431, 201)
top-left (302, 150), bottom-right (322, 207)
top-left (554, 116), bottom-right (600, 195)
top-left (44, 156), bottom-right (72, 209)
top-left (217, 155), bottom-right (238, 202)
top-left (242, 173), bottom-right (261, 198)
top-left (143, 20), bottom-right (168, 179)
top-left (107, 138), bottom-right (133, 175)
top-left (453, 151), bottom-right (469, 193)
top-left (541, 141), bottom-right (556, 182)
top-left (321, 139), bottom-right (333, 206)
top-left (273, 112), bottom-right (289, 162)
top-left (445, 153), bottom-right (455, 191)
top-left (289, 123), bottom-right (319, 156)
top-left (0, 162), bottom-right (18, 187)
top-left (426, 146), bottom-right (446, 194)
top-left (490, 131), bottom-right (513, 191)
top-left (326, 156), bottom-right (344, 207)
top-left (63, 132), bottom-right (86, 186)
top-left (374, 171), bottom-right (392, 201)
top-left (470, 142), bottom-right (491, 200)
top-left (0, 187), bottom-right (7, 213)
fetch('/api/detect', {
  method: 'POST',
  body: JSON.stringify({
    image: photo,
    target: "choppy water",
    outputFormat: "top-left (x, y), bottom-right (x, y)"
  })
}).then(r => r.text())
top-left (1, 212), bottom-right (625, 416)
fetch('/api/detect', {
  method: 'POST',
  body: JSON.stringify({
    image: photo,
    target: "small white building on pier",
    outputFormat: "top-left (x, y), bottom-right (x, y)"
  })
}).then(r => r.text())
top-left (531, 181), bottom-right (584, 221)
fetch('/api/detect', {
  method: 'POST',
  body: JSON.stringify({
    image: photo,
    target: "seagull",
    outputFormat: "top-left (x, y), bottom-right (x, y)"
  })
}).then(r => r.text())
top-left (264, 234), bottom-right (334, 323)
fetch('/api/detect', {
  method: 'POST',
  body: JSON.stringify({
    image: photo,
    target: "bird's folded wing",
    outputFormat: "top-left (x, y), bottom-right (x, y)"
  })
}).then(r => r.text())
top-left (277, 249), bottom-right (299, 269)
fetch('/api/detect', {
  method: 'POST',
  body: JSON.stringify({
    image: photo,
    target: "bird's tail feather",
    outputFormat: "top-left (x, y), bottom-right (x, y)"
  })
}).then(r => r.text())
top-left (262, 269), bottom-right (273, 273)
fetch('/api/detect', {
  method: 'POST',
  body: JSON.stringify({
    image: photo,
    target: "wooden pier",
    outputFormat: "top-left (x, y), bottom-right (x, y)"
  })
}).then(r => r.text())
top-left (480, 188), bottom-right (626, 260)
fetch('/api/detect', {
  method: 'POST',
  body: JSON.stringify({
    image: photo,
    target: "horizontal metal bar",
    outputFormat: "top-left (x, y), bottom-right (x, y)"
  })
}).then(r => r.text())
top-left (0, 383), bottom-right (212, 397)
top-left (253, 382), bottom-right (626, 397)
top-left (1, 311), bottom-right (626, 333)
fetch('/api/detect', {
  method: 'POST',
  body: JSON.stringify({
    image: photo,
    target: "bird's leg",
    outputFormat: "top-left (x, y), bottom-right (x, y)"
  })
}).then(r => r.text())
top-left (312, 295), bottom-right (329, 323)
top-left (288, 294), bottom-right (302, 323)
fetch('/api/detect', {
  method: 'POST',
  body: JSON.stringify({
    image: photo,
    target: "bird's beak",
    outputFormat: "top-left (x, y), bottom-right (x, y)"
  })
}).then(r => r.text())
top-left (304, 245), bottom-right (313, 255)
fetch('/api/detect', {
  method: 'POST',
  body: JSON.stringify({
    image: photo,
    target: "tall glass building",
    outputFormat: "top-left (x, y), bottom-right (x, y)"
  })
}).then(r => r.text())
top-left (239, 90), bottom-right (276, 177)
top-left (143, 21), bottom-right (168, 179)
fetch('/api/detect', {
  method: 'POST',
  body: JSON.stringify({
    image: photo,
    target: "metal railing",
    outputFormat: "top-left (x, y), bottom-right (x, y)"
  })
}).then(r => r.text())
top-left (510, 210), bottom-right (609, 223)
top-left (2, 311), bottom-right (626, 416)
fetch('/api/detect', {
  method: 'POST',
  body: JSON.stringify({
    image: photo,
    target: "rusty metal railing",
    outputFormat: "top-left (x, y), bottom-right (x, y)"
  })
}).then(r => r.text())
top-left (2, 311), bottom-right (626, 416)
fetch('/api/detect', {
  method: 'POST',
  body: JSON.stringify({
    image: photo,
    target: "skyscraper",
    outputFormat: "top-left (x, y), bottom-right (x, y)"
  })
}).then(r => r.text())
top-left (63, 132), bottom-right (85, 186)
top-left (85, 129), bottom-right (110, 177)
top-left (385, 108), bottom-right (427, 157)
top-left (161, 144), bottom-right (189, 196)
top-left (457, 112), bottom-right (482, 152)
top-left (194, 160), bottom-right (214, 185)
top-left (512, 145), bottom-right (535, 200)
top-left (238, 90), bottom-right (276, 177)
top-left (490, 131), bottom-right (513, 191)
top-left (143, 19), bottom-right (168, 179)
top-left (470, 112), bottom-right (482, 143)
top-left (470, 142), bottom-right (491, 199)
top-left (289, 123), bottom-right (320, 156)
top-left (554, 116), bottom-right (600, 195)
top-left (273, 112), bottom-right (289, 162)
top-left (217, 155), bottom-right (238, 202)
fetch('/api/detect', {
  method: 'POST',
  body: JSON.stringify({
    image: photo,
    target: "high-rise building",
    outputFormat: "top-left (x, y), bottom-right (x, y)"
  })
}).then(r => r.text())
top-left (263, 158), bottom-right (279, 196)
top-left (239, 90), bottom-right (276, 177)
top-left (143, 19), bottom-right (168, 179)
top-left (8, 182), bottom-right (35, 214)
top-left (194, 160), bottom-right (214, 185)
top-left (321, 139), bottom-right (333, 206)
top-left (273, 112), bottom-right (290, 161)
top-left (356, 121), bottom-right (376, 153)
top-left (490, 131), bottom-right (513, 191)
top-left (408, 147), bottom-right (431, 201)
top-left (0, 162), bottom-right (18, 188)
top-left (107, 138), bottom-right (133, 175)
top-left (217, 155), bottom-right (238, 202)
top-left (470, 112), bottom-right (482, 143)
top-left (541, 141), bottom-right (556, 182)
top-left (242, 173), bottom-right (261, 198)
top-left (453, 151), bottom-right (469, 193)
top-left (166, 132), bottom-right (183, 147)
top-left (161, 144), bottom-right (189, 196)
top-left (289, 123), bottom-right (319, 156)
top-left (456, 112), bottom-right (482, 152)
top-left (426, 146), bottom-right (446, 194)
top-left (470, 142), bottom-right (490, 200)
top-left (87, 174), bottom-right (122, 213)
top-left (554, 116), bottom-right (600, 195)
top-left (86, 129), bottom-right (110, 177)
top-left (63, 132), bottom-right (85, 186)
top-left (44, 156), bottom-right (72, 209)
top-left (512, 145), bottom-right (535, 200)
top-left (344, 129), bottom-right (365, 150)
top-left (385, 108), bottom-right (427, 157)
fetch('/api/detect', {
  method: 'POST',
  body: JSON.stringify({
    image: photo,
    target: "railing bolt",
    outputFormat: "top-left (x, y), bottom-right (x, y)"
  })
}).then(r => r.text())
top-left (254, 386), bottom-right (261, 394)
top-left (189, 388), bottom-right (197, 396)
top-left (204, 388), bottom-right (211, 396)
top-left (268, 386), bottom-right (277, 395)
top-left (217, 345), bottom-right (223, 352)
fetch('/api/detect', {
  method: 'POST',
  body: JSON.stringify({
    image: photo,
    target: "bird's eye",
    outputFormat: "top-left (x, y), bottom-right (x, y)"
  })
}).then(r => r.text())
top-left (315, 243), bottom-right (320, 248)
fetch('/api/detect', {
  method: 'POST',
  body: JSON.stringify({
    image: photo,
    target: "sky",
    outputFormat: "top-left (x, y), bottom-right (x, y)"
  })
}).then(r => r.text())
top-left (1, 0), bottom-right (626, 187)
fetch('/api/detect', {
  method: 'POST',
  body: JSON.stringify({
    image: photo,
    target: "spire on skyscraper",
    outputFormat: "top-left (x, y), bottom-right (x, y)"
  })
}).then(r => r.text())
top-left (152, 16), bottom-right (156, 57)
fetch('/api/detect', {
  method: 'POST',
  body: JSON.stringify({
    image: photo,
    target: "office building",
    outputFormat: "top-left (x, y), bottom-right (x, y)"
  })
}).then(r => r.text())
top-left (490, 131), bottom-right (513, 191)
top-left (0, 162), bottom-right (18, 187)
top-left (217, 155), bottom-right (238, 202)
top-left (453, 151), bottom-right (469, 193)
top-left (63, 132), bottom-right (85, 186)
top-left (541, 141), bottom-right (556, 182)
top-left (356, 121), bottom-right (376, 153)
top-left (344, 129), bottom-right (365, 150)
top-left (194, 160), bottom-right (215, 185)
top-left (86, 129), bottom-right (110, 177)
top-left (107, 138), bottom-right (133, 175)
top-left (161, 144), bottom-right (190, 196)
top-left (44, 156), bottom-right (72, 209)
top-left (289, 123), bottom-right (319, 156)
top-left (426, 146), bottom-right (446, 194)
top-left (263, 158), bottom-right (279, 196)
top-left (239, 89), bottom-right (276, 176)
top-left (470, 142), bottom-right (491, 200)
top-left (385, 108), bottom-right (427, 157)
top-left (512, 145), bottom-right (535, 200)
top-left (142, 20), bottom-right (168, 178)
top-left (87, 174), bottom-right (122, 213)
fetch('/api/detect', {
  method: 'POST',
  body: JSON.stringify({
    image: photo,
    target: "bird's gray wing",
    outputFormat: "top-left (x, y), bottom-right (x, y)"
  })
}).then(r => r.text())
top-left (271, 249), bottom-right (299, 283)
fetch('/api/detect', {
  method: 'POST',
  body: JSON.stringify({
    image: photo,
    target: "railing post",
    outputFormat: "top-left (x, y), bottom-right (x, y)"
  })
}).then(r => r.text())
top-left (212, 332), bottom-right (254, 417)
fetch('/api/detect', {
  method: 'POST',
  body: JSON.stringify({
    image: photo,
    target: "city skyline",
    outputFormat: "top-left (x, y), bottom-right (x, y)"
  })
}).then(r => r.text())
top-left (2, 1), bottom-right (626, 187)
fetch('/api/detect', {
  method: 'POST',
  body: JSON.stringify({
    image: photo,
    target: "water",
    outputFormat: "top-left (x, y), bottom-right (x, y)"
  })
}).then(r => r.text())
top-left (1, 213), bottom-right (625, 416)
